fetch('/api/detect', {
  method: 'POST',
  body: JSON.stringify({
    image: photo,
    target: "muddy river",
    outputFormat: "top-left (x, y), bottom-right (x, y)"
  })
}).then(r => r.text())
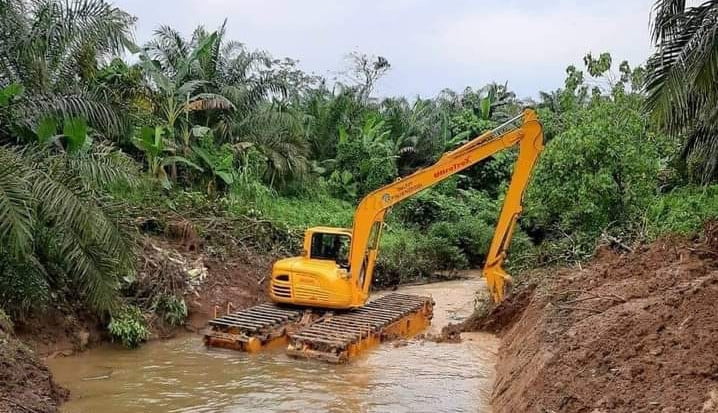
top-left (48, 277), bottom-right (498, 413)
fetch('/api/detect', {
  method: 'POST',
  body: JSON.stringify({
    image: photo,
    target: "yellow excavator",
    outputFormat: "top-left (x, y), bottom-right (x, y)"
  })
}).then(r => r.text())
top-left (204, 109), bottom-right (544, 363)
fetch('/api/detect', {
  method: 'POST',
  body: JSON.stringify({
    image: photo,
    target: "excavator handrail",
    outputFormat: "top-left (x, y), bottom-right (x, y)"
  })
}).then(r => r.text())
top-left (443, 111), bottom-right (526, 159)
top-left (348, 108), bottom-right (545, 304)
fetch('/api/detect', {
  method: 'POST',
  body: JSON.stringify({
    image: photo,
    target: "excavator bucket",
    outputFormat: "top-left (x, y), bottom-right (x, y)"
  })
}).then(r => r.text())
top-left (203, 293), bottom-right (434, 362)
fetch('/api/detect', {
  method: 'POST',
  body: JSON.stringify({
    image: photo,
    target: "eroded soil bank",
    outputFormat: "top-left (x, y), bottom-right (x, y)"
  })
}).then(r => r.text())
top-left (0, 330), bottom-right (68, 413)
top-left (1, 233), bottom-right (270, 413)
top-left (464, 225), bottom-right (718, 412)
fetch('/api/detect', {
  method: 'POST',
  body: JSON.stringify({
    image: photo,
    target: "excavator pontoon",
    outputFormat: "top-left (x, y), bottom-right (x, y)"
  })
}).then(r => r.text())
top-left (204, 109), bottom-right (544, 362)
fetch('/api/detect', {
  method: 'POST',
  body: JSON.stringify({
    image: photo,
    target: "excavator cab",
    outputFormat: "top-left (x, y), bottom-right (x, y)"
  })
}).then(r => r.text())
top-left (269, 227), bottom-right (358, 309)
top-left (309, 231), bottom-right (350, 269)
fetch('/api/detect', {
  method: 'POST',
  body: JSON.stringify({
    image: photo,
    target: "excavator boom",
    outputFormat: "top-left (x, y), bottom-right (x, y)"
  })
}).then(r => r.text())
top-left (348, 109), bottom-right (544, 303)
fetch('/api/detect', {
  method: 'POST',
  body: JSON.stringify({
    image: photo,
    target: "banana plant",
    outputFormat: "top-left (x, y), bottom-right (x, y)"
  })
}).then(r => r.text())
top-left (189, 126), bottom-right (235, 194)
top-left (329, 170), bottom-right (358, 199)
top-left (132, 126), bottom-right (203, 188)
top-left (34, 116), bottom-right (92, 154)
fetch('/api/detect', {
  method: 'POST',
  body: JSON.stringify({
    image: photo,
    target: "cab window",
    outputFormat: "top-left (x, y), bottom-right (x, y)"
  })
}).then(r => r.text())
top-left (310, 233), bottom-right (350, 267)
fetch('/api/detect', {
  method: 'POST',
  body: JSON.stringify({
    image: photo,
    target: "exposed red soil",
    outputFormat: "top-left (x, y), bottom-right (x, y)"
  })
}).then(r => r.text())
top-left (467, 225), bottom-right (718, 412)
top-left (0, 331), bottom-right (68, 413)
top-left (185, 254), bottom-right (270, 331)
top-left (143, 220), bottom-right (271, 331)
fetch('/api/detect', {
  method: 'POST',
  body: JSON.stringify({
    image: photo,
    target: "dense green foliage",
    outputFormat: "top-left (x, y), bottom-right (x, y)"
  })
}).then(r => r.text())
top-left (527, 95), bottom-right (669, 241)
top-left (645, 184), bottom-right (718, 236)
top-left (1, 0), bottom-right (716, 347)
top-left (108, 305), bottom-right (150, 348)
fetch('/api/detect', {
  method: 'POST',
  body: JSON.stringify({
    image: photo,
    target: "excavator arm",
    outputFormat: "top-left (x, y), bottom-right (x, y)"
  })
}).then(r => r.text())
top-left (349, 109), bottom-right (544, 304)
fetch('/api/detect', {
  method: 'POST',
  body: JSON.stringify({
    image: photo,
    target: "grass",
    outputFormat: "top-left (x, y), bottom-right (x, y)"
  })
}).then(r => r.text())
top-left (258, 195), bottom-right (355, 229)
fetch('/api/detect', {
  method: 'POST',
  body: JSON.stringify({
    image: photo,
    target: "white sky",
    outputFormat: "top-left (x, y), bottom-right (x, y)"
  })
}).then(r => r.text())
top-left (114, 0), bottom-right (661, 99)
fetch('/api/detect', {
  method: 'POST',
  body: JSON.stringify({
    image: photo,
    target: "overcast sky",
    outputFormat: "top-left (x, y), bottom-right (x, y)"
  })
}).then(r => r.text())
top-left (114, 0), bottom-right (660, 99)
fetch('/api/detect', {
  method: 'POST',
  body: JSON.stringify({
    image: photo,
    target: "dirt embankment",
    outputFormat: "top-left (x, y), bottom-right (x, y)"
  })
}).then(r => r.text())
top-left (465, 224), bottom-right (718, 412)
top-left (0, 329), bottom-right (68, 413)
top-left (16, 230), bottom-right (270, 357)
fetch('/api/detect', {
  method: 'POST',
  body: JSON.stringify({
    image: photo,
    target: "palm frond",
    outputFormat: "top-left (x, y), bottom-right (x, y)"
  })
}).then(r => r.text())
top-left (0, 147), bottom-right (34, 257)
top-left (19, 93), bottom-right (125, 137)
top-left (54, 225), bottom-right (121, 312)
top-left (186, 93), bottom-right (235, 111)
top-left (652, 0), bottom-right (687, 42)
top-left (0, 0), bottom-right (29, 85)
top-left (146, 24), bottom-right (189, 75)
top-left (31, 167), bottom-right (134, 311)
top-left (176, 79), bottom-right (208, 97)
top-left (65, 144), bottom-right (140, 188)
top-left (647, 0), bottom-right (718, 181)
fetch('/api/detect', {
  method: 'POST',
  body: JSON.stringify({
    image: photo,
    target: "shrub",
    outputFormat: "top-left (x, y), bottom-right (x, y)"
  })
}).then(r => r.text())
top-left (108, 306), bottom-right (150, 348)
top-left (375, 228), bottom-right (437, 287)
top-left (255, 193), bottom-right (354, 230)
top-left (154, 295), bottom-right (188, 327)
top-left (392, 181), bottom-right (471, 229)
top-left (416, 235), bottom-right (469, 272)
top-left (526, 95), bottom-right (668, 241)
top-left (645, 185), bottom-right (718, 237)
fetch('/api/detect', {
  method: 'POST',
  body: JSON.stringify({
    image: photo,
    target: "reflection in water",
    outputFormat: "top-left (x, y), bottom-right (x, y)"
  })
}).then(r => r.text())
top-left (49, 277), bottom-right (498, 413)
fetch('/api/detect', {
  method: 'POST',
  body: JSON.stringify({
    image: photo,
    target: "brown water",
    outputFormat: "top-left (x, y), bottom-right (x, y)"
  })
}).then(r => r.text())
top-left (48, 277), bottom-right (498, 413)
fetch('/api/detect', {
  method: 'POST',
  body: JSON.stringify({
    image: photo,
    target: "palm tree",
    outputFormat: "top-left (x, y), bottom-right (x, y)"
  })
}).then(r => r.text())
top-left (380, 97), bottom-right (450, 173)
top-left (646, 0), bottom-right (718, 182)
top-left (0, 144), bottom-right (137, 315)
top-left (144, 22), bottom-right (309, 185)
top-left (301, 85), bottom-right (366, 161)
top-left (0, 0), bottom-right (136, 138)
top-left (140, 28), bottom-right (235, 146)
top-left (231, 103), bottom-right (309, 186)
top-left (144, 22), bottom-right (285, 130)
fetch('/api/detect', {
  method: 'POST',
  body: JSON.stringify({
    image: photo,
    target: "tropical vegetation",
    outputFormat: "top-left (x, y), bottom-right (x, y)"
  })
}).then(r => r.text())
top-left (0, 0), bottom-right (716, 347)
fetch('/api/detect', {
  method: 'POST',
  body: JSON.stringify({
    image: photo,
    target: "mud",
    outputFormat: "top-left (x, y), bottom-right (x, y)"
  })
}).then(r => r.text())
top-left (468, 226), bottom-right (718, 412)
top-left (185, 253), bottom-right (270, 331)
top-left (0, 331), bottom-right (68, 413)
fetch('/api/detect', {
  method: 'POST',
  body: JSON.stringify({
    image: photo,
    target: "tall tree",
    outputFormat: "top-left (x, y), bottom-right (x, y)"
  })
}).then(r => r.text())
top-left (144, 22), bottom-right (311, 186)
top-left (344, 52), bottom-right (391, 102)
top-left (646, 0), bottom-right (718, 182)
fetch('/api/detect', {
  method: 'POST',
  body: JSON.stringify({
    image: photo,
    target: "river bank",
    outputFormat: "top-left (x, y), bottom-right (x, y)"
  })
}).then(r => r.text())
top-left (461, 225), bottom-right (718, 412)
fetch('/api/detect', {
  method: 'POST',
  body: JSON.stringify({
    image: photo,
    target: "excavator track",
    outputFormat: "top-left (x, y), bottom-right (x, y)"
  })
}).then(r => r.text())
top-left (203, 293), bottom-right (434, 362)
top-left (203, 303), bottom-right (308, 352)
top-left (287, 293), bottom-right (434, 363)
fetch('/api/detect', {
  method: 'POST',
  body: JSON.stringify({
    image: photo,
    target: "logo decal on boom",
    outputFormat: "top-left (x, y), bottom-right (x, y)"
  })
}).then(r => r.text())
top-left (433, 157), bottom-right (470, 178)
